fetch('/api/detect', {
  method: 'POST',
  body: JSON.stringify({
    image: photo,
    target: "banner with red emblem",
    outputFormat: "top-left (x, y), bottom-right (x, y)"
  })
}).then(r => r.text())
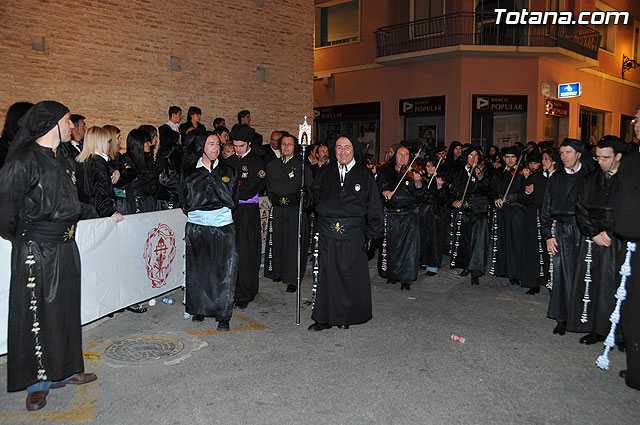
top-left (0, 209), bottom-right (187, 354)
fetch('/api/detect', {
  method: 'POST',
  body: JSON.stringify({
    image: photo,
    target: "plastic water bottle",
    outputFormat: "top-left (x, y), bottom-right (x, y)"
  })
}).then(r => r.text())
top-left (148, 299), bottom-right (156, 307)
top-left (451, 334), bottom-right (466, 343)
top-left (161, 297), bottom-right (175, 305)
top-left (183, 312), bottom-right (191, 320)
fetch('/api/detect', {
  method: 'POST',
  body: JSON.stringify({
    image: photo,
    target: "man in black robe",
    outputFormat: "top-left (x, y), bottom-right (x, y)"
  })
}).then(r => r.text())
top-left (264, 132), bottom-right (313, 292)
top-left (541, 138), bottom-right (593, 335)
top-left (0, 101), bottom-right (97, 411)
top-left (491, 146), bottom-right (525, 285)
top-left (377, 146), bottom-right (424, 290)
top-left (309, 144), bottom-right (330, 178)
top-left (158, 106), bottom-right (182, 145)
top-left (262, 130), bottom-right (282, 165)
top-left (305, 136), bottom-right (384, 330)
top-left (567, 136), bottom-right (626, 344)
top-left (181, 132), bottom-right (239, 329)
top-left (225, 124), bottom-right (266, 309)
top-left (449, 147), bottom-right (490, 285)
top-left (614, 105), bottom-right (640, 390)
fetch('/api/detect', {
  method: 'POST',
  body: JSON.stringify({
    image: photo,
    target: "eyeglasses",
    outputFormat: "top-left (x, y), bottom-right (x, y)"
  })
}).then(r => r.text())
top-left (593, 156), bottom-right (613, 162)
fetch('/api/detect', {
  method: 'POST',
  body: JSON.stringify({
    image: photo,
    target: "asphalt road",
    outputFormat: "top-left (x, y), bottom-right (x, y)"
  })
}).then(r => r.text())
top-left (1, 257), bottom-right (638, 424)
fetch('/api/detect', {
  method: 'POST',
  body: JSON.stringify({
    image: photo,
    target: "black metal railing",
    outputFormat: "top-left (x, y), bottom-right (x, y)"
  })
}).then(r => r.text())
top-left (374, 13), bottom-right (601, 60)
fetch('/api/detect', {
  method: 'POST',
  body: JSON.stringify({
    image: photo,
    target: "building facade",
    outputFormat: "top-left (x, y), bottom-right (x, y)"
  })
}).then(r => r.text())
top-left (313, 0), bottom-right (640, 159)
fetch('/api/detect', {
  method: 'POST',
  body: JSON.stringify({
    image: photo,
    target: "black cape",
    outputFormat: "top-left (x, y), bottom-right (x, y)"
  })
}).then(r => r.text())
top-left (306, 163), bottom-right (384, 326)
top-left (541, 164), bottom-right (589, 322)
top-left (76, 155), bottom-right (117, 219)
top-left (377, 165), bottom-right (424, 282)
top-left (264, 156), bottom-right (313, 284)
top-left (418, 175), bottom-right (447, 268)
top-left (448, 166), bottom-right (490, 273)
top-left (0, 143), bottom-right (84, 391)
top-left (181, 161), bottom-right (239, 320)
top-left (225, 150), bottom-right (266, 305)
top-left (567, 169), bottom-right (619, 334)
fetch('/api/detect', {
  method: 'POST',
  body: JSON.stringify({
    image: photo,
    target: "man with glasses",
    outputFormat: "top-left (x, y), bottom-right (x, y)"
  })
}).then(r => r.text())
top-left (566, 136), bottom-right (626, 345)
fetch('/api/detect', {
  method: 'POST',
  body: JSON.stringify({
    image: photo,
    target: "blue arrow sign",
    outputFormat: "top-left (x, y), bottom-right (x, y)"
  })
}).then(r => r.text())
top-left (558, 82), bottom-right (582, 98)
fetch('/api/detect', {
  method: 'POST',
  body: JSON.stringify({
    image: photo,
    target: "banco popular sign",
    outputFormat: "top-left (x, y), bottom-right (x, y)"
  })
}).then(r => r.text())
top-left (472, 95), bottom-right (528, 112)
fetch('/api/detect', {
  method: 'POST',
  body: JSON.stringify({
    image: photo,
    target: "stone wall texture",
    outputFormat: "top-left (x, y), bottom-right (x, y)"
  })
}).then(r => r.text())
top-left (0, 0), bottom-right (314, 139)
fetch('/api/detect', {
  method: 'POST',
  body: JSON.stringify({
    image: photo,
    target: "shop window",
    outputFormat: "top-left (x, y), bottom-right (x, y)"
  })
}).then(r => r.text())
top-left (315, 0), bottom-right (360, 48)
top-left (620, 114), bottom-right (635, 143)
top-left (579, 108), bottom-right (605, 145)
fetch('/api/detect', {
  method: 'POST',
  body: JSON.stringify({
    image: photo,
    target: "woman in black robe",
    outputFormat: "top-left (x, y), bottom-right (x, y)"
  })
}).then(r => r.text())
top-left (305, 136), bottom-right (384, 330)
top-left (123, 129), bottom-right (157, 214)
top-left (377, 146), bottom-right (425, 290)
top-left (75, 126), bottom-right (124, 221)
top-left (155, 130), bottom-right (183, 210)
top-left (518, 150), bottom-right (556, 294)
top-left (181, 132), bottom-right (239, 329)
top-left (448, 146), bottom-right (490, 285)
top-left (418, 157), bottom-right (447, 276)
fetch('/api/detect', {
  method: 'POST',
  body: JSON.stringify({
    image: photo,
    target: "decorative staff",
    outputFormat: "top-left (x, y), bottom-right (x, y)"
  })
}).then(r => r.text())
top-left (296, 116), bottom-right (312, 325)
top-left (389, 147), bottom-right (422, 198)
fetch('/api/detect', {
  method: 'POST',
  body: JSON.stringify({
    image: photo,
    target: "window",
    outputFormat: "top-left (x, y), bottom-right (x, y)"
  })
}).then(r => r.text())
top-left (593, 2), bottom-right (617, 53)
top-left (410, 0), bottom-right (445, 37)
top-left (315, 0), bottom-right (360, 48)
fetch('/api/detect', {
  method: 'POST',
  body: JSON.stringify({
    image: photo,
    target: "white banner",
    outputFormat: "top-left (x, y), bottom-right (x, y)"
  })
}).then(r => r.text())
top-left (0, 209), bottom-right (187, 355)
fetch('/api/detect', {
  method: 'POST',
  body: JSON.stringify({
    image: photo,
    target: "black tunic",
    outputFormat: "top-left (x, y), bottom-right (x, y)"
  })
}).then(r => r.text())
top-left (264, 156), bottom-right (313, 284)
top-left (377, 166), bottom-right (424, 282)
top-left (155, 146), bottom-right (183, 209)
top-left (491, 167), bottom-right (525, 280)
top-left (517, 170), bottom-right (552, 288)
top-left (540, 164), bottom-right (589, 323)
top-left (225, 150), bottom-right (266, 305)
top-left (418, 176), bottom-right (447, 268)
top-left (181, 161), bottom-right (239, 320)
top-left (567, 169), bottom-right (619, 334)
top-left (306, 163), bottom-right (384, 326)
top-left (613, 150), bottom-right (640, 390)
top-left (0, 143), bottom-right (84, 392)
top-left (448, 166), bottom-right (490, 273)
top-left (123, 152), bottom-right (157, 214)
top-left (109, 152), bottom-right (136, 214)
top-left (76, 155), bottom-right (117, 219)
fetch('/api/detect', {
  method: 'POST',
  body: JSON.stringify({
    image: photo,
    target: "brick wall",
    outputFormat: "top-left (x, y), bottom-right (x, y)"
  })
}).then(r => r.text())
top-left (0, 0), bottom-right (314, 140)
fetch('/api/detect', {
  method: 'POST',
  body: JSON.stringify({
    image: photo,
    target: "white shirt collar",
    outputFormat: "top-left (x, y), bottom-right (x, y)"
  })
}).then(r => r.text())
top-left (239, 148), bottom-right (252, 159)
top-left (196, 157), bottom-right (218, 172)
top-left (272, 146), bottom-right (281, 158)
top-left (95, 152), bottom-right (109, 161)
top-left (71, 140), bottom-right (82, 149)
top-left (166, 121), bottom-right (180, 132)
top-left (564, 162), bottom-right (582, 174)
top-left (543, 169), bottom-right (555, 178)
top-left (338, 158), bottom-right (356, 173)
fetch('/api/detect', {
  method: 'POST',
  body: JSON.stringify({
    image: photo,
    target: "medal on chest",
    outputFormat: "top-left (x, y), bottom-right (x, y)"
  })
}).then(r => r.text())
top-left (288, 170), bottom-right (295, 179)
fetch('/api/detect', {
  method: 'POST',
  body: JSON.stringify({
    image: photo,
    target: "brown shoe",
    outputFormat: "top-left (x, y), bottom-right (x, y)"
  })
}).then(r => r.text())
top-left (26, 390), bottom-right (48, 411)
top-left (66, 373), bottom-right (97, 385)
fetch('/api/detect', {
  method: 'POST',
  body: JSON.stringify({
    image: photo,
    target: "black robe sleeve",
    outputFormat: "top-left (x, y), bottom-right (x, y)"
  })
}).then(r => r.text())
top-left (0, 153), bottom-right (35, 240)
top-left (575, 175), bottom-right (599, 238)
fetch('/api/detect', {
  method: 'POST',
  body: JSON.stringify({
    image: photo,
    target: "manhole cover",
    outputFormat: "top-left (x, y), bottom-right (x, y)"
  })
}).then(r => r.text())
top-left (104, 336), bottom-right (184, 362)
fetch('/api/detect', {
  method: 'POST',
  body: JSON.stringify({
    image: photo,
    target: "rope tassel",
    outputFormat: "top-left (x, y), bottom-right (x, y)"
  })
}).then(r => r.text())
top-left (596, 241), bottom-right (636, 370)
top-left (580, 239), bottom-right (594, 324)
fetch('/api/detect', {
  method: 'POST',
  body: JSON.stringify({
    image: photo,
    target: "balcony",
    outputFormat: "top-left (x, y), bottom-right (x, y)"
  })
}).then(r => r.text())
top-left (374, 12), bottom-right (602, 66)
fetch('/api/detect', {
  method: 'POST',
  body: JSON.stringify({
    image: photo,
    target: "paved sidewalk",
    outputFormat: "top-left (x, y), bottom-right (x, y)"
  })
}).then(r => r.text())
top-left (0, 259), bottom-right (638, 424)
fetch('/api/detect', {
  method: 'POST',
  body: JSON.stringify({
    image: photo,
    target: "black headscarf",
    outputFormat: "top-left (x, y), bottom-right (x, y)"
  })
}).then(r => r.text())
top-left (183, 131), bottom-right (214, 170)
top-left (7, 101), bottom-right (69, 160)
top-left (328, 135), bottom-right (366, 164)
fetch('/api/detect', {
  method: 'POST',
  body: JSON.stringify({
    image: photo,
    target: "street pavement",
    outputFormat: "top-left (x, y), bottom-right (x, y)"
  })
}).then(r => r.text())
top-left (0, 256), bottom-right (638, 424)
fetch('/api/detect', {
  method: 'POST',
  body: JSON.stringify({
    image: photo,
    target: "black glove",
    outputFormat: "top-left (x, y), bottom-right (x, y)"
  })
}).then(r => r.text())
top-left (363, 238), bottom-right (376, 254)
